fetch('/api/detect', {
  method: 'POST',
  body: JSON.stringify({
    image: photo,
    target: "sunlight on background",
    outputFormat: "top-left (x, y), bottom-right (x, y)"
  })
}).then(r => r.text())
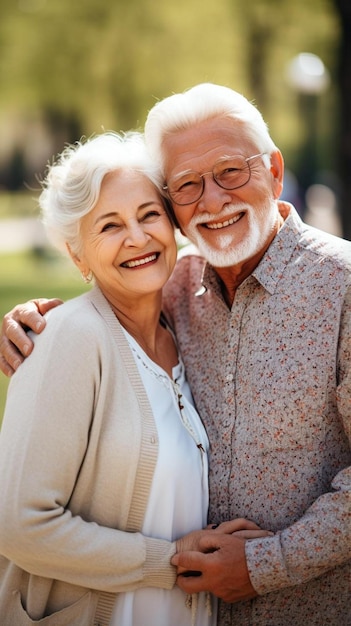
top-left (0, 0), bottom-right (348, 418)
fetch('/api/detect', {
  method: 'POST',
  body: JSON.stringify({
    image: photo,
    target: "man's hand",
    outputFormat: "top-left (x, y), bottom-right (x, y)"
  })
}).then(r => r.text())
top-left (176, 518), bottom-right (271, 553)
top-left (173, 519), bottom-right (271, 603)
top-left (173, 533), bottom-right (257, 603)
top-left (0, 298), bottom-right (63, 376)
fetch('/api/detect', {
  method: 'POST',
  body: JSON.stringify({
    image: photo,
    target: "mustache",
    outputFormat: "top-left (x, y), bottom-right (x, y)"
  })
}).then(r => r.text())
top-left (189, 203), bottom-right (249, 226)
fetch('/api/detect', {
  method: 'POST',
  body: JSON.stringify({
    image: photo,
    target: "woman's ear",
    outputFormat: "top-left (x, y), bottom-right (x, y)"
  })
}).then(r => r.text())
top-left (66, 243), bottom-right (87, 274)
top-left (269, 150), bottom-right (284, 199)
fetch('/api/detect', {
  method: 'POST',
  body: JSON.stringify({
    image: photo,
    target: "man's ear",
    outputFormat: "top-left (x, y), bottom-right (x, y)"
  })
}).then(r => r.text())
top-left (269, 150), bottom-right (284, 199)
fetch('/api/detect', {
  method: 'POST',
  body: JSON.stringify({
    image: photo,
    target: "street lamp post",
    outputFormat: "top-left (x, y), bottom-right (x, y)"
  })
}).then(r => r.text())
top-left (286, 53), bottom-right (330, 196)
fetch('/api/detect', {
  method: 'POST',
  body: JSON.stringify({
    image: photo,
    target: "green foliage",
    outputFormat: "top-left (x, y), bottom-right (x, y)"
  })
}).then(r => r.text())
top-left (0, 0), bottom-right (339, 139)
top-left (0, 1), bottom-right (345, 217)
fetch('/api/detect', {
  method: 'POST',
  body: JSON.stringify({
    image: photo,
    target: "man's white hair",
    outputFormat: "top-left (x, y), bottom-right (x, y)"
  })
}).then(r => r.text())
top-left (144, 82), bottom-right (277, 175)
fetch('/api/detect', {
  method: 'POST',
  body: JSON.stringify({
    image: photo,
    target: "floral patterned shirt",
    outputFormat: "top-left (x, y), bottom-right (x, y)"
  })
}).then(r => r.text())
top-left (163, 205), bottom-right (351, 626)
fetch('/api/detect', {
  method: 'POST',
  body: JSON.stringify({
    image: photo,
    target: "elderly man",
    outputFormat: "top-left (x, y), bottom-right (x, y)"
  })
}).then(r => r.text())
top-left (1, 83), bottom-right (350, 626)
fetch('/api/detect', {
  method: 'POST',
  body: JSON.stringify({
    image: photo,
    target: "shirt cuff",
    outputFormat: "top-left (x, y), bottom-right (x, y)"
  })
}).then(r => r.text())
top-left (246, 534), bottom-right (291, 595)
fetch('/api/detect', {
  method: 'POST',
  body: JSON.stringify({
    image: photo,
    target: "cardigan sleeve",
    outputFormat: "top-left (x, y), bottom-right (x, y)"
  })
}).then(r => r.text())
top-left (0, 302), bottom-right (177, 593)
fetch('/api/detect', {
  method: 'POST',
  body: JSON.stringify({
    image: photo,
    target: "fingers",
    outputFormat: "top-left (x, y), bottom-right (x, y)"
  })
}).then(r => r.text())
top-left (233, 529), bottom-right (274, 539)
top-left (0, 300), bottom-right (50, 376)
top-left (177, 572), bottom-right (206, 594)
top-left (205, 522), bottom-right (273, 544)
top-left (0, 318), bottom-right (30, 375)
top-left (211, 518), bottom-right (262, 534)
top-left (173, 552), bottom-right (213, 595)
top-left (12, 301), bottom-right (47, 334)
top-left (210, 519), bottom-right (274, 538)
top-left (35, 298), bottom-right (63, 316)
top-left (0, 353), bottom-right (16, 377)
top-left (172, 551), bottom-right (205, 576)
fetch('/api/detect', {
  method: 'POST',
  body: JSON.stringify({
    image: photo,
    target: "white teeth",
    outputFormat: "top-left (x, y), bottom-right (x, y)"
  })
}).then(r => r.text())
top-left (123, 254), bottom-right (157, 268)
top-left (206, 214), bottom-right (242, 230)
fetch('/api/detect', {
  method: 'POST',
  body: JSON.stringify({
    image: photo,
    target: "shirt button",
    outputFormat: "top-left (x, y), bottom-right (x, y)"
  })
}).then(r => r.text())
top-left (225, 374), bottom-right (233, 382)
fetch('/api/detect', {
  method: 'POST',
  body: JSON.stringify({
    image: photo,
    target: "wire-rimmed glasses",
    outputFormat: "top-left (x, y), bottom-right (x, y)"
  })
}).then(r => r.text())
top-left (163, 152), bottom-right (267, 206)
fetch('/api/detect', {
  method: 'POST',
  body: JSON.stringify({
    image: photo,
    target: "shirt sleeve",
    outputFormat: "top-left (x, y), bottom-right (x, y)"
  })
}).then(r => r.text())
top-left (246, 284), bottom-right (351, 594)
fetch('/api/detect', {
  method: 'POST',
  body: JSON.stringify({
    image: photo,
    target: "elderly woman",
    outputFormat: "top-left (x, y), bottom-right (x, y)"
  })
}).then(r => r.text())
top-left (0, 132), bottom-right (267, 626)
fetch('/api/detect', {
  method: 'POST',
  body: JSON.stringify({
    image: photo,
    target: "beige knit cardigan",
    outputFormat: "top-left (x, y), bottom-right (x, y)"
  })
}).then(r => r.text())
top-left (0, 286), bottom-right (177, 625)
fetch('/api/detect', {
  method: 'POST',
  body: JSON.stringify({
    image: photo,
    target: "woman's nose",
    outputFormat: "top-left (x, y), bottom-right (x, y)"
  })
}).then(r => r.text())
top-left (124, 221), bottom-right (150, 246)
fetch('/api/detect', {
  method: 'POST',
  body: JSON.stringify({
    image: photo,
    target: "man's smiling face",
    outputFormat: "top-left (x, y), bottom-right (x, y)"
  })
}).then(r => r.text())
top-left (163, 116), bottom-right (283, 269)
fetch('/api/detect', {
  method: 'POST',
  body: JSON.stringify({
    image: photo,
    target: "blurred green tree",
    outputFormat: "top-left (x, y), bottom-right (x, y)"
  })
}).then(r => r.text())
top-left (0, 0), bottom-right (348, 237)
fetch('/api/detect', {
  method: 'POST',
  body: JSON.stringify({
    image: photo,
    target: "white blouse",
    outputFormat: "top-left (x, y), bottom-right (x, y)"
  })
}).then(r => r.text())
top-left (110, 330), bottom-right (217, 626)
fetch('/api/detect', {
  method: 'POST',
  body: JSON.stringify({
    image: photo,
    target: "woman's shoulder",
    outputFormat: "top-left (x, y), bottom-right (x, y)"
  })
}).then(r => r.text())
top-left (44, 291), bottom-right (100, 330)
top-left (30, 290), bottom-right (111, 352)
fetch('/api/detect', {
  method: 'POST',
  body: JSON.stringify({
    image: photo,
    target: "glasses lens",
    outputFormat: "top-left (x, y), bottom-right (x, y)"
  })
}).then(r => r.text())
top-left (166, 155), bottom-right (254, 205)
top-left (167, 172), bottom-right (203, 205)
top-left (214, 156), bottom-right (250, 190)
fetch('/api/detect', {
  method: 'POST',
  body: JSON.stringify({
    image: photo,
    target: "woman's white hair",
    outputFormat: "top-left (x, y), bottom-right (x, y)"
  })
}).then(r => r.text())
top-left (144, 83), bottom-right (277, 174)
top-left (40, 131), bottom-right (163, 254)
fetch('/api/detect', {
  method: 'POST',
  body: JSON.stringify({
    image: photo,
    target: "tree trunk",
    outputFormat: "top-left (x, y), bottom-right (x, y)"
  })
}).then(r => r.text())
top-left (334, 0), bottom-right (351, 240)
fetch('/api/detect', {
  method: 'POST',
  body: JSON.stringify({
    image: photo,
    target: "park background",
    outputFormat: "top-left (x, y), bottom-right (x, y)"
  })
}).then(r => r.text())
top-left (0, 0), bottom-right (350, 415)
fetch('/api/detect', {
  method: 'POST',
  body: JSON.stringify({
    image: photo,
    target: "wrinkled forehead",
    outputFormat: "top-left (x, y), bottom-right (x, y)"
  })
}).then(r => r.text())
top-left (162, 117), bottom-right (258, 180)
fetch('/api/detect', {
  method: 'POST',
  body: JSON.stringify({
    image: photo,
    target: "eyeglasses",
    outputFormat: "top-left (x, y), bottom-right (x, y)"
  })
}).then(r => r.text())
top-left (163, 153), bottom-right (267, 206)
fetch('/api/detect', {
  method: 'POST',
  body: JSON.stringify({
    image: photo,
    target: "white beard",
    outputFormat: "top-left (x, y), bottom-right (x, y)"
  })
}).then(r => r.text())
top-left (182, 199), bottom-right (279, 267)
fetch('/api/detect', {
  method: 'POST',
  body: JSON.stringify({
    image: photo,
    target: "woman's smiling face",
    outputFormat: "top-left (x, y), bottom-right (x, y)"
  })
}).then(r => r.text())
top-left (71, 169), bottom-right (177, 305)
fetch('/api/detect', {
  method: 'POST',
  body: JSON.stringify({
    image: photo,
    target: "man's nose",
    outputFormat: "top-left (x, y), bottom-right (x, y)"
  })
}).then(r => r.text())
top-left (198, 173), bottom-right (232, 212)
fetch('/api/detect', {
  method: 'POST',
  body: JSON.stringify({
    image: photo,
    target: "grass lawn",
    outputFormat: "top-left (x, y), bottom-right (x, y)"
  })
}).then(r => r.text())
top-left (0, 249), bottom-right (88, 422)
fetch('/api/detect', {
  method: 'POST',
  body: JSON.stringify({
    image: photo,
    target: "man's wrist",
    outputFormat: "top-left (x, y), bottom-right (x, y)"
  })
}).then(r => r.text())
top-left (245, 534), bottom-right (290, 595)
